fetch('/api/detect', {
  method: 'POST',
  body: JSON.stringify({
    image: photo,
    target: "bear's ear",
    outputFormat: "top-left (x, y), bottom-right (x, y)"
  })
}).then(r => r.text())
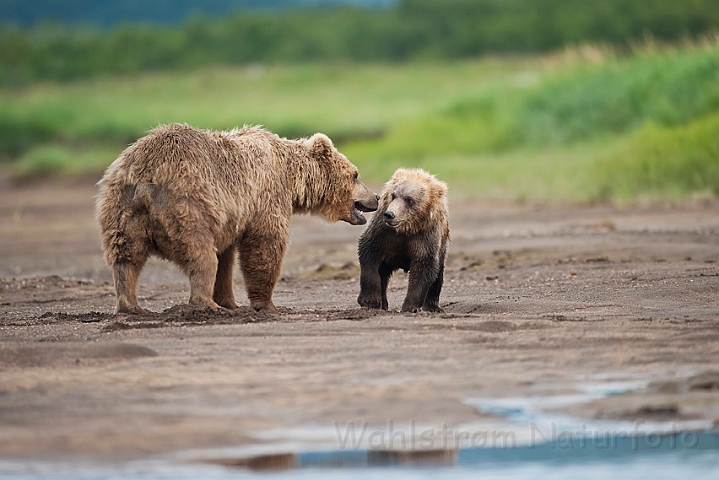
top-left (306, 133), bottom-right (334, 160)
top-left (433, 180), bottom-right (448, 198)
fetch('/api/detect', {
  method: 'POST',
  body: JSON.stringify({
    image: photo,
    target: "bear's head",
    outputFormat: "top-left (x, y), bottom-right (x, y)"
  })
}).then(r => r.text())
top-left (379, 168), bottom-right (448, 234)
top-left (302, 133), bottom-right (378, 225)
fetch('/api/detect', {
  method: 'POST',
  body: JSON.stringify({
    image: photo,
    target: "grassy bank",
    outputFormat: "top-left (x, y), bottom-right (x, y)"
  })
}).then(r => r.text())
top-left (343, 40), bottom-right (719, 201)
top-left (2, 40), bottom-right (718, 202)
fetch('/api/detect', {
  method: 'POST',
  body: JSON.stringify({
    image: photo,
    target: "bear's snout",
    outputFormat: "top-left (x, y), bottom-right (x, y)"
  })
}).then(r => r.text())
top-left (348, 182), bottom-right (379, 225)
top-left (383, 208), bottom-right (405, 228)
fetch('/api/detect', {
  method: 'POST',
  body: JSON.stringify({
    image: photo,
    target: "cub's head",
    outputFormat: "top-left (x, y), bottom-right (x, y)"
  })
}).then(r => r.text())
top-left (304, 133), bottom-right (378, 225)
top-left (379, 168), bottom-right (448, 234)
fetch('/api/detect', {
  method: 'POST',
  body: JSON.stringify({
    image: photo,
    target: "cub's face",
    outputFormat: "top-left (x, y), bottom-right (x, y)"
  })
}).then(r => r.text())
top-left (378, 168), bottom-right (448, 235)
top-left (382, 180), bottom-right (426, 230)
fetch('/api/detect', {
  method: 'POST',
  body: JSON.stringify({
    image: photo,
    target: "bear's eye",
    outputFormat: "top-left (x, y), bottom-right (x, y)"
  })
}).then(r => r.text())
top-left (405, 197), bottom-right (415, 207)
top-left (353, 172), bottom-right (359, 181)
top-left (391, 193), bottom-right (396, 200)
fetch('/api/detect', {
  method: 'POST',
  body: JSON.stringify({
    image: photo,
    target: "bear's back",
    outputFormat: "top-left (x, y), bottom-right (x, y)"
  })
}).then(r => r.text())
top-left (103, 124), bottom-right (287, 198)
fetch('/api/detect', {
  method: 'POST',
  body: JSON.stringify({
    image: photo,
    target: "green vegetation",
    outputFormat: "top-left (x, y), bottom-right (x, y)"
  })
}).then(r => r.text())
top-left (594, 113), bottom-right (719, 201)
top-left (0, 58), bottom-right (530, 159)
top-left (2, 0), bottom-right (719, 84)
top-left (346, 42), bottom-right (719, 155)
top-left (2, 39), bottom-right (719, 202)
top-left (342, 41), bottom-right (719, 201)
top-left (10, 144), bottom-right (117, 181)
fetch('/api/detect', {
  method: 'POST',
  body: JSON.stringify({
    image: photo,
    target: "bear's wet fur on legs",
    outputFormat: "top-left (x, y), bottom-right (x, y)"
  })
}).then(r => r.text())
top-left (97, 124), bottom-right (378, 314)
top-left (358, 168), bottom-right (450, 313)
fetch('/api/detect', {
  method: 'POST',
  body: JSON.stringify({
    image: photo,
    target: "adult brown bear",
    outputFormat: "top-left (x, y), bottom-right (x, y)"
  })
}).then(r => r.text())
top-left (357, 168), bottom-right (450, 313)
top-left (97, 124), bottom-right (378, 314)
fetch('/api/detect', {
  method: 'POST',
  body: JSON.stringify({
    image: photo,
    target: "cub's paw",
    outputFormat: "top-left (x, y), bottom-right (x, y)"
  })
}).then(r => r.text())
top-left (358, 293), bottom-right (383, 310)
top-left (400, 303), bottom-right (422, 313)
top-left (422, 304), bottom-right (444, 313)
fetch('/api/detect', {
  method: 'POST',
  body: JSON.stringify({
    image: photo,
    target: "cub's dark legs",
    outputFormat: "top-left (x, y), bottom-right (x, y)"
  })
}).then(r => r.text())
top-left (379, 263), bottom-right (392, 310)
top-left (358, 236), bottom-right (386, 309)
top-left (422, 262), bottom-right (444, 313)
top-left (361, 258), bottom-right (444, 313)
top-left (358, 260), bottom-right (383, 309)
top-left (401, 258), bottom-right (440, 313)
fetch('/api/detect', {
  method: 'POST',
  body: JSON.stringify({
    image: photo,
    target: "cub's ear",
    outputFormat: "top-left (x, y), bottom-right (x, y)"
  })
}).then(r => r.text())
top-left (306, 133), bottom-right (334, 159)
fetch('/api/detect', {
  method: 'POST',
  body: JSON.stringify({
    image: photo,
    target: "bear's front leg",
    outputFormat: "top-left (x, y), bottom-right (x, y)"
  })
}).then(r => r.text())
top-left (238, 229), bottom-right (287, 312)
top-left (402, 258), bottom-right (440, 313)
top-left (358, 274), bottom-right (383, 309)
top-left (357, 262), bottom-right (384, 309)
top-left (422, 263), bottom-right (444, 313)
top-left (423, 249), bottom-right (446, 313)
top-left (357, 241), bottom-right (384, 309)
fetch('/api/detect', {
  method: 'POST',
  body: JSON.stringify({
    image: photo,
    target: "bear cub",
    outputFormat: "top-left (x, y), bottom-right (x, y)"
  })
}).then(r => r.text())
top-left (357, 168), bottom-right (450, 313)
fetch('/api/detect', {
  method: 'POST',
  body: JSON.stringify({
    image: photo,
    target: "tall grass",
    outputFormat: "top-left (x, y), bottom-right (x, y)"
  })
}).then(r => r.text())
top-left (345, 41), bottom-right (719, 161)
top-left (341, 41), bottom-right (719, 201)
top-left (594, 113), bottom-right (719, 201)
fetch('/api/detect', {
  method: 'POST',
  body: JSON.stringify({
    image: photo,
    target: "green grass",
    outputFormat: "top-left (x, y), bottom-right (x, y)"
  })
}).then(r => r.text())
top-left (345, 42), bottom-right (719, 158)
top-left (3, 40), bottom-right (719, 202)
top-left (343, 41), bottom-right (719, 201)
top-left (593, 112), bottom-right (719, 201)
top-left (0, 58), bottom-right (532, 156)
top-left (10, 144), bottom-right (120, 180)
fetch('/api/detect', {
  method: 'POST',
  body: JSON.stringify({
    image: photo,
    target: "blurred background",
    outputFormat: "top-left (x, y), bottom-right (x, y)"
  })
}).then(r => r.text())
top-left (1, 0), bottom-right (718, 202)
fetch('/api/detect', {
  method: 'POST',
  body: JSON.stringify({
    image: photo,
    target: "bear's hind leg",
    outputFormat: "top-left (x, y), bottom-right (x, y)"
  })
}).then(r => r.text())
top-left (213, 246), bottom-right (238, 309)
top-left (104, 216), bottom-right (150, 314)
top-left (113, 258), bottom-right (148, 314)
top-left (184, 245), bottom-right (220, 310)
top-left (170, 226), bottom-right (221, 310)
top-left (238, 230), bottom-right (286, 312)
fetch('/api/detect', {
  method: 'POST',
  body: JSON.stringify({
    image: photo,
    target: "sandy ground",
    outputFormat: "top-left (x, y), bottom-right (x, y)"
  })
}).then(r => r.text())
top-left (1, 175), bottom-right (719, 462)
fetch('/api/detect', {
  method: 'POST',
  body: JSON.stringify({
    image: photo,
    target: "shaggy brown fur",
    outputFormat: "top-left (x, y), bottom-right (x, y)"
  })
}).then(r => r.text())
top-left (357, 168), bottom-right (449, 313)
top-left (97, 123), bottom-right (378, 314)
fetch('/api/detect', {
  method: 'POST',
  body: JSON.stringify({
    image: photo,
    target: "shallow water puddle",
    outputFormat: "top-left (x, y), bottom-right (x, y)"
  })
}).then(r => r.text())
top-left (4, 382), bottom-right (719, 479)
top-left (467, 381), bottom-right (712, 448)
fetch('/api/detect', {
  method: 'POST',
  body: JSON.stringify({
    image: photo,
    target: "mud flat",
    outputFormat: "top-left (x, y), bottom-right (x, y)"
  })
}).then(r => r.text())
top-left (0, 177), bottom-right (718, 465)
